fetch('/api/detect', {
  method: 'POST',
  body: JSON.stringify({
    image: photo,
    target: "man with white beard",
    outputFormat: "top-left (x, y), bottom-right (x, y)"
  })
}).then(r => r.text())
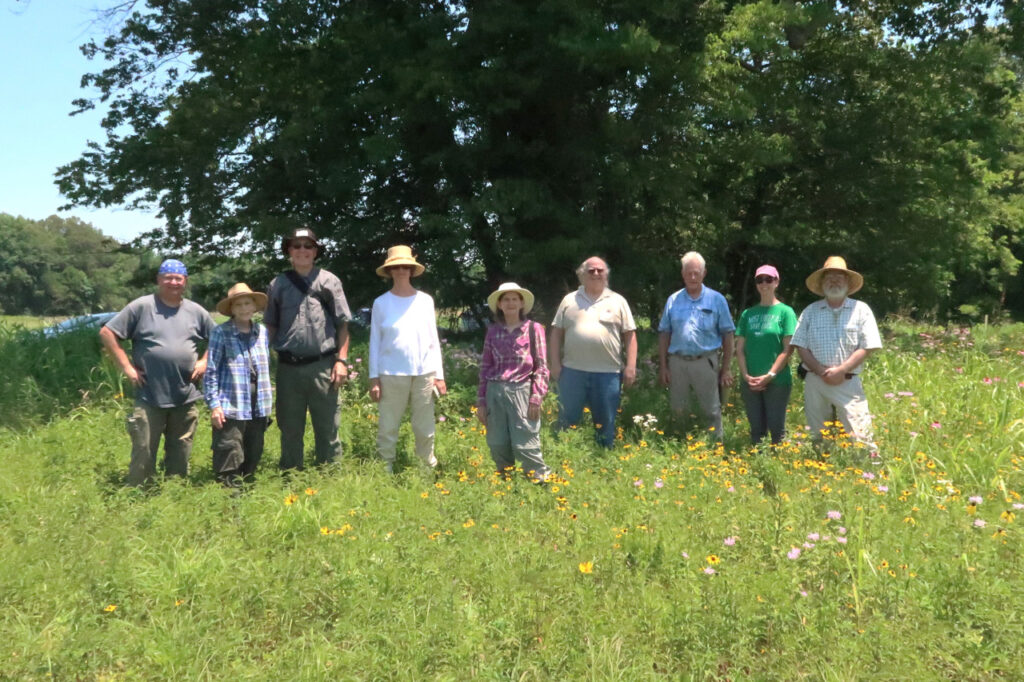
top-left (790, 257), bottom-right (882, 455)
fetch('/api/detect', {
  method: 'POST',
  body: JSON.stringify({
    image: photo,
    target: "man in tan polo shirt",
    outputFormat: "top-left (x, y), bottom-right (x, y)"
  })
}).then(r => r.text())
top-left (549, 256), bottom-right (638, 447)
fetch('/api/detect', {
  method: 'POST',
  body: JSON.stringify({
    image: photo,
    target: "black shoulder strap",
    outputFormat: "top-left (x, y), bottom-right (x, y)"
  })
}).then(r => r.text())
top-left (284, 270), bottom-right (311, 296)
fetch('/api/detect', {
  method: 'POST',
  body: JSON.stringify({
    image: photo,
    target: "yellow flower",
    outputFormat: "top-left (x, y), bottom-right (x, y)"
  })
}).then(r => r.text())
top-left (320, 526), bottom-right (331, 535)
top-left (284, 493), bottom-right (299, 505)
top-left (1001, 511), bottom-right (1015, 523)
top-left (305, 487), bottom-right (318, 496)
top-left (174, 599), bottom-right (185, 607)
top-left (103, 604), bottom-right (117, 613)
top-left (706, 554), bottom-right (720, 565)
top-left (420, 491), bottom-right (430, 499)
top-left (463, 518), bottom-right (475, 528)
top-left (578, 561), bottom-right (594, 574)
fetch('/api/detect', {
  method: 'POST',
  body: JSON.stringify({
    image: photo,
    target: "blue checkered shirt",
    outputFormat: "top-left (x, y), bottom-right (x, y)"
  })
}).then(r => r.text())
top-left (204, 320), bottom-right (273, 419)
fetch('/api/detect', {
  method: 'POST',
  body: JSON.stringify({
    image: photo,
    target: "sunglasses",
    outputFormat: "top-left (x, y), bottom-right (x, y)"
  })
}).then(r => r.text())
top-left (290, 241), bottom-right (316, 250)
top-left (755, 276), bottom-right (776, 284)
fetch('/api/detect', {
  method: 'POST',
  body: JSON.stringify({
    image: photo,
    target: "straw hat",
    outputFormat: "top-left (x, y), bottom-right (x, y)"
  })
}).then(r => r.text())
top-left (487, 282), bottom-right (535, 315)
top-left (216, 283), bottom-right (268, 317)
top-left (376, 245), bottom-right (426, 277)
top-left (805, 256), bottom-right (863, 296)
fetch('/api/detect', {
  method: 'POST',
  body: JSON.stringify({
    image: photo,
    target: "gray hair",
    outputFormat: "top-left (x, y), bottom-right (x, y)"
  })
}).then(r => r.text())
top-left (576, 256), bottom-right (611, 284)
top-left (680, 251), bottom-right (706, 272)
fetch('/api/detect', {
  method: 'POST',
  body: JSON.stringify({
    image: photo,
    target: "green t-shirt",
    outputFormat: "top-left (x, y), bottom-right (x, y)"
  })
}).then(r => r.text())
top-left (736, 303), bottom-right (798, 385)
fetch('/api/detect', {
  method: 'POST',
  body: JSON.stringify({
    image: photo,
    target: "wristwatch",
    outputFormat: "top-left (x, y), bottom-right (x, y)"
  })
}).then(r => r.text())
top-left (335, 357), bottom-right (349, 368)
top-left (767, 371), bottom-right (777, 379)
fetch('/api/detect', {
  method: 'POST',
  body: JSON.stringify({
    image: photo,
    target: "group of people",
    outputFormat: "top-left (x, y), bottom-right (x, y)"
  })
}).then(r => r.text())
top-left (99, 228), bottom-right (882, 487)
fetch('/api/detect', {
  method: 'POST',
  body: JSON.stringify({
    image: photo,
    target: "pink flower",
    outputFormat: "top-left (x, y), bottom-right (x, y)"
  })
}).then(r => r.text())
top-left (1013, 503), bottom-right (1024, 511)
top-left (802, 542), bottom-right (815, 549)
top-left (862, 472), bottom-right (875, 481)
top-left (633, 479), bottom-right (643, 488)
top-left (983, 377), bottom-right (993, 385)
top-left (654, 478), bottom-right (664, 489)
top-left (787, 547), bottom-right (801, 560)
top-left (884, 392), bottom-right (895, 399)
top-left (703, 567), bottom-right (716, 575)
top-left (930, 422), bottom-right (941, 429)
top-left (969, 496), bottom-right (983, 505)
top-left (836, 536), bottom-right (848, 544)
top-left (681, 551), bottom-right (689, 559)
top-left (838, 527), bottom-right (847, 535)
top-left (807, 532), bottom-right (820, 541)
top-left (723, 536), bottom-right (738, 546)
top-left (438, 416), bottom-right (446, 422)
top-left (974, 519), bottom-right (987, 528)
top-left (827, 510), bottom-right (842, 520)
top-left (877, 485), bottom-right (889, 493)
top-left (898, 391), bottom-right (914, 397)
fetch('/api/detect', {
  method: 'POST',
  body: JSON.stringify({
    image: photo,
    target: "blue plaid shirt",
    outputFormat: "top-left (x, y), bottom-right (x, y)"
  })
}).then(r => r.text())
top-left (204, 320), bottom-right (273, 420)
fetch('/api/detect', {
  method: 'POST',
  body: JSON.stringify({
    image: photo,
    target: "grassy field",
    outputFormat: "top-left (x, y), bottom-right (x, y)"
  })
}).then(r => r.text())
top-left (1, 320), bottom-right (1023, 679)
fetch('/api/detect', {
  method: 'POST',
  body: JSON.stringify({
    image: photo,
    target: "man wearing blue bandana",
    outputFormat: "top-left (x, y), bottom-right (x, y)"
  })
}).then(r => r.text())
top-left (100, 259), bottom-right (215, 485)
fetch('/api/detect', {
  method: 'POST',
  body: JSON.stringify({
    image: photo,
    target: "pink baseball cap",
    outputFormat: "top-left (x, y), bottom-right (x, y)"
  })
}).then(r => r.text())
top-left (755, 265), bottom-right (779, 280)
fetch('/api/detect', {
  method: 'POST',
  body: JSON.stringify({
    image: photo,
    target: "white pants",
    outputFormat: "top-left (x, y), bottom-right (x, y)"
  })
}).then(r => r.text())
top-left (803, 373), bottom-right (876, 450)
top-left (377, 373), bottom-right (437, 467)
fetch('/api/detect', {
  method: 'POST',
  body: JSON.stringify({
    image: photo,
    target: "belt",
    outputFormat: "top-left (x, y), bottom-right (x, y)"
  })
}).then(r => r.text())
top-left (672, 351), bottom-right (716, 361)
top-left (277, 348), bottom-right (336, 366)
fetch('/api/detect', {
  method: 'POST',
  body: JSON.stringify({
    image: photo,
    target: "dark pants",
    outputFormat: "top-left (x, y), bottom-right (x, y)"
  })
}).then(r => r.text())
top-left (212, 417), bottom-right (268, 482)
top-left (276, 357), bottom-right (341, 469)
top-left (126, 402), bottom-right (198, 485)
top-left (740, 382), bottom-right (792, 445)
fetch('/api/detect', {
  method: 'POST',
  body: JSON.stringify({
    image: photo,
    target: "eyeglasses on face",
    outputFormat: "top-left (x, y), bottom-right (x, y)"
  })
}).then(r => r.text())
top-left (290, 241), bottom-right (316, 250)
top-left (755, 276), bottom-right (776, 284)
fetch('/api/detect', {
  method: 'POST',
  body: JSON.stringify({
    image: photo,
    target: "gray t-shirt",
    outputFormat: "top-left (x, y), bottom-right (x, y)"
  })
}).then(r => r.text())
top-left (105, 294), bottom-right (215, 408)
top-left (264, 267), bottom-right (352, 357)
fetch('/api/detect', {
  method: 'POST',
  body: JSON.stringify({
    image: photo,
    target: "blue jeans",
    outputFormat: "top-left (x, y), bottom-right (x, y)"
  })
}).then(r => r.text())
top-left (556, 367), bottom-right (622, 448)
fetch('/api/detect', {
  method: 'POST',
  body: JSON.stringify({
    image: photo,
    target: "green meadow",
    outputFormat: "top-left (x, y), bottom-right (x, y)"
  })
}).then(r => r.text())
top-left (1, 320), bottom-right (1022, 679)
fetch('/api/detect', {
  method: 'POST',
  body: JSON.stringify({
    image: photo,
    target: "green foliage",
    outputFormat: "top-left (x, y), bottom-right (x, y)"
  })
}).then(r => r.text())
top-left (0, 213), bottom-right (144, 316)
top-left (56, 1), bottom-right (1024, 321)
top-left (2, 323), bottom-right (1024, 677)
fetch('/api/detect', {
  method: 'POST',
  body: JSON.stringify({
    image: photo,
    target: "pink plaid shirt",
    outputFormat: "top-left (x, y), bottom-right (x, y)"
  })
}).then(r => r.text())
top-left (477, 320), bottom-right (549, 406)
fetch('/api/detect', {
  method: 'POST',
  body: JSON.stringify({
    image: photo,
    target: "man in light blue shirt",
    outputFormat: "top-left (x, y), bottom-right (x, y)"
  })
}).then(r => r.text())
top-left (657, 251), bottom-right (735, 440)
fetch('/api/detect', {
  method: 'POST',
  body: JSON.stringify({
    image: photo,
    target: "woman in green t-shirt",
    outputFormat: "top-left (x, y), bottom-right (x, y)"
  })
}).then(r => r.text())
top-left (735, 265), bottom-right (797, 445)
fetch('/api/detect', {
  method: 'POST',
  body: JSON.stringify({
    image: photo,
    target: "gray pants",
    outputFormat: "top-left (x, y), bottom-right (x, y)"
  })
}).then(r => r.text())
top-left (485, 381), bottom-right (550, 481)
top-left (212, 417), bottom-right (268, 480)
top-left (668, 353), bottom-right (723, 441)
top-left (276, 357), bottom-right (341, 470)
top-left (126, 402), bottom-right (198, 485)
top-left (740, 382), bottom-right (791, 445)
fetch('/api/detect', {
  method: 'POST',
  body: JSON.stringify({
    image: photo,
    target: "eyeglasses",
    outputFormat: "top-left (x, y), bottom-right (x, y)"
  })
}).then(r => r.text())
top-left (290, 241), bottom-right (316, 250)
top-left (586, 268), bottom-right (606, 275)
top-left (755, 276), bottom-right (776, 284)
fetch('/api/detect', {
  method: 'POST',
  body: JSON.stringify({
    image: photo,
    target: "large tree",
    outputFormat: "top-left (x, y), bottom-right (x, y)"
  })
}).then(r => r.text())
top-left (58, 0), bottom-right (1023, 319)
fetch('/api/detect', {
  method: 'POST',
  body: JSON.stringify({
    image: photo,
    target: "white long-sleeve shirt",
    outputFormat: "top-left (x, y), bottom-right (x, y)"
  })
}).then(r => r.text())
top-left (369, 291), bottom-right (445, 380)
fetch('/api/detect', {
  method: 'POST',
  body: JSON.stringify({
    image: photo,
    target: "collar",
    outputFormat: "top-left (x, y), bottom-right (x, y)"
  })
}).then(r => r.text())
top-left (227, 320), bottom-right (260, 338)
top-left (815, 297), bottom-right (853, 310)
top-left (577, 285), bottom-right (610, 304)
top-left (683, 285), bottom-right (705, 302)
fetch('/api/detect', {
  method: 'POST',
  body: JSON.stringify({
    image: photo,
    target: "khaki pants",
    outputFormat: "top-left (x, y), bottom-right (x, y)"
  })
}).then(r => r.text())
top-left (485, 381), bottom-right (549, 481)
top-left (126, 402), bottom-right (198, 485)
top-left (377, 374), bottom-right (437, 467)
top-left (803, 373), bottom-right (876, 451)
top-left (668, 353), bottom-right (723, 440)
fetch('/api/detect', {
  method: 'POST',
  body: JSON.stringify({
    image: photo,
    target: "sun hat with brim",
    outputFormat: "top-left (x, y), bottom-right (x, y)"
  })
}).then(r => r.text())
top-left (806, 256), bottom-right (864, 296)
top-left (376, 245), bottom-right (426, 277)
top-left (487, 282), bottom-right (535, 315)
top-left (281, 227), bottom-right (320, 255)
top-left (217, 283), bottom-right (268, 317)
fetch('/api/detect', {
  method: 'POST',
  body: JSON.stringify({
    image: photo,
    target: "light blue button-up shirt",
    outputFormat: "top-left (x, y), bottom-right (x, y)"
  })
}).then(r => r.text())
top-left (658, 285), bottom-right (735, 356)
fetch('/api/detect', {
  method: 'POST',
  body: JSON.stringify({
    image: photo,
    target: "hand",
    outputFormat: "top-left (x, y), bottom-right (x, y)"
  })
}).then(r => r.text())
top-left (125, 364), bottom-right (145, 387)
top-left (477, 406), bottom-right (488, 427)
top-left (659, 365), bottom-right (670, 387)
top-left (719, 369), bottom-right (734, 388)
top-left (821, 366), bottom-right (846, 386)
top-left (550, 364), bottom-right (561, 381)
top-left (190, 357), bottom-right (207, 382)
top-left (747, 374), bottom-right (766, 391)
top-left (622, 366), bottom-right (637, 388)
top-left (434, 379), bottom-right (447, 396)
top-left (527, 403), bottom-right (541, 421)
top-left (211, 407), bottom-right (225, 430)
top-left (369, 379), bottom-right (381, 403)
top-left (331, 361), bottom-right (349, 387)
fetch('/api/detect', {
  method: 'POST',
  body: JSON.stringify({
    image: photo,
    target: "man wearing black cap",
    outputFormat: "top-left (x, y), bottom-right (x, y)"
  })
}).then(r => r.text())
top-left (264, 228), bottom-right (353, 469)
top-left (100, 259), bottom-right (215, 485)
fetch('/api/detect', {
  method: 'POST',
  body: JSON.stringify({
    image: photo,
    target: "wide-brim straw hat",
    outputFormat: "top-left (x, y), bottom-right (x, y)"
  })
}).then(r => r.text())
top-left (487, 282), bottom-right (535, 315)
top-left (806, 256), bottom-right (864, 296)
top-left (376, 245), bottom-right (426, 277)
top-left (216, 283), bottom-right (268, 317)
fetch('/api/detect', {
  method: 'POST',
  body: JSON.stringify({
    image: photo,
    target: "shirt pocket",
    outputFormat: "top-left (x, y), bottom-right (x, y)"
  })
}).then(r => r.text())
top-left (598, 307), bottom-right (619, 326)
top-left (696, 308), bottom-right (716, 331)
top-left (514, 334), bottom-right (532, 359)
top-left (843, 323), bottom-right (861, 347)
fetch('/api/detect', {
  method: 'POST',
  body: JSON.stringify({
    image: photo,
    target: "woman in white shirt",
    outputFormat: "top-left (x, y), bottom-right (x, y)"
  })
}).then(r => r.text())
top-left (369, 245), bottom-right (446, 473)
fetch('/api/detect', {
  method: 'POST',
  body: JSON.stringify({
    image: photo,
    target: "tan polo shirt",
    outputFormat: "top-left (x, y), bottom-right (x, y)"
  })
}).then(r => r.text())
top-left (552, 286), bottom-right (637, 373)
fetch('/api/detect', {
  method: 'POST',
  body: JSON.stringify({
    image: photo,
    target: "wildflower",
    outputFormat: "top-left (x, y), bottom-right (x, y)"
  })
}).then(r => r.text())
top-left (103, 604), bottom-right (117, 613)
top-left (174, 599), bottom-right (184, 606)
top-left (803, 542), bottom-right (815, 549)
top-left (304, 487), bottom-right (317, 496)
top-left (862, 471), bottom-right (875, 481)
top-left (284, 493), bottom-right (299, 505)
top-left (838, 527), bottom-right (847, 534)
top-left (1014, 503), bottom-right (1024, 510)
top-left (578, 561), bottom-right (594, 574)
top-left (681, 551), bottom-right (689, 559)
top-left (974, 519), bottom-right (987, 528)
top-left (799, 590), bottom-right (808, 597)
top-left (1000, 511), bottom-right (1015, 523)
top-left (877, 485), bottom-right (889, 493)
top-left (930, 422), bottom-right (941, 429)
top-left (706, 554), bottom-right (720, 565)
top-left (633, 479), bottom-right (643, 488)
top-left (898, 391), bottom-right (914, 397)
top-left (654, 478), bottom-right (665, 489)
top-left (703, 567), bottom-right (716, 575)
top-left (787, 547), bottom-right (801, 560)
top-left (836, 536), bottom-right (848, 544)
top-left (723, 536), bottom-right (738, 546)
top-left (827, 510), bottom-right (842, 520)
top-left (463, 518), bottom-right (475, 528)
top-left (968, 496), bottom-right (983, 505)
top-left (320, 526), bottom-right (331, 535)
top-left (420, 491), bottom-right (429, 499)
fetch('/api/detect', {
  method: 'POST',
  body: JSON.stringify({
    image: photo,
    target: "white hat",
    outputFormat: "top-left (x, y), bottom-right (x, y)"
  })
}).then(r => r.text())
top-left (487, 282), bottom-right (535, 315)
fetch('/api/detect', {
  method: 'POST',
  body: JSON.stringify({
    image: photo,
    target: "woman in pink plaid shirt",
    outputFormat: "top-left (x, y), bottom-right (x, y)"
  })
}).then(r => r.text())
top-left (476, 283), bottom-right (551, 481)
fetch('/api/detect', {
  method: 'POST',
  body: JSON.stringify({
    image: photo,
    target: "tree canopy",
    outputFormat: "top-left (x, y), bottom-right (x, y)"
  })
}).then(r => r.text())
top-left (58, 0), bottom-right (1024, 320)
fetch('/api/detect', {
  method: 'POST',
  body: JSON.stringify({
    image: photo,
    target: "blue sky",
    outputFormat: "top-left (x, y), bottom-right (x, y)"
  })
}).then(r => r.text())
top-left (1, 0), bottom-right (158, 242)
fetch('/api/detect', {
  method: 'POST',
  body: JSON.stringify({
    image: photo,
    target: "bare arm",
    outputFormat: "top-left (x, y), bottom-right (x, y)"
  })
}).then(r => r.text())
top-left (622, 329), bottom-right (637, 388)
top-left (719, 331), bottom-right (734, 387)
top-left (99, 326), bottom-right (143, 386)
top-left (657, 331), bottom-right (671, 387)
top-left (548, 326), bottom-right (565, 381)
top-left (330, 321), bottom-right (350, 386)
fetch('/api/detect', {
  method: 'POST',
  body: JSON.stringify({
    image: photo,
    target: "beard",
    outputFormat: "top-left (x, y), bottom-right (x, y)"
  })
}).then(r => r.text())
top-left (824, 283), bottom-right (848, 301)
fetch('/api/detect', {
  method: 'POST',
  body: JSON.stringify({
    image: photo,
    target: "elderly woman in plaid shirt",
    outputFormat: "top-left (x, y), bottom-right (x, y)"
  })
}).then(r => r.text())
top-left (205, 283), bottom-right (273, 486)
top-left (476, 283), bottom-right (551, 481)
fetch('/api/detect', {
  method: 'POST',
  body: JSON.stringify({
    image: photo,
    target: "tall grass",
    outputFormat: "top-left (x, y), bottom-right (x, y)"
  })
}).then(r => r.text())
top-left (0, 321), bottom-right (1022, 678)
